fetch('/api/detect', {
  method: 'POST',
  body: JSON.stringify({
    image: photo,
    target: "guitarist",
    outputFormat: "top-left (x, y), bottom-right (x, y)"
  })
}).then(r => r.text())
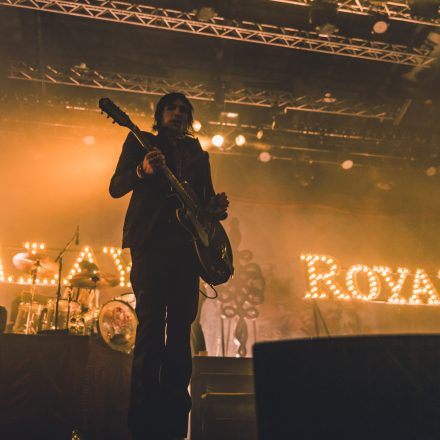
top-left (109, 92), bottom-right (229, 440)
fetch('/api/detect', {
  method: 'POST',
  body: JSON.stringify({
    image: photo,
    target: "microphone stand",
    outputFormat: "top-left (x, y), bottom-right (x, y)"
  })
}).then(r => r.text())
top-left (52, 229), bottom-right (77, 332)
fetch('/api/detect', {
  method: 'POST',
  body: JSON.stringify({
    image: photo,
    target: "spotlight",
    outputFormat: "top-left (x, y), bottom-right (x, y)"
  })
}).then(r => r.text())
top-left (309, 0), bottom-right (339, 36)
top-left (256, 129), bottom-right (264, 140)
top-left (235, 134), bottom-right (246, 146)
top-left (192, 120), bottom-right (202, 132)
top-left (212, 134), bottom-right (224, 148)
top-left (193, 0), bottom-right (217, 21)
top-left (226, 112), bottom-right (239, 119)
top-left (83, 135), bottom-right (95, 146)
top-left (219, 111), bottom-right (239, 125)
top-left (341, 159), bottom-right (354, 170)
top-left (323, 92), bottom-right (336, 103)
top-left (371, 13), bottom-right (390, 34)
top-left (425, 166), bottom-right (438, 177)
top-left (259, 152), bottom-right (272, 162)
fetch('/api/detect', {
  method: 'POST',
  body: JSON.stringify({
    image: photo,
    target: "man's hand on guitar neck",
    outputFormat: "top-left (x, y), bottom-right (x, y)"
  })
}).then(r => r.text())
top-left (141, 149), bottom-right (166, 175)
top-left (205, 192), bottom-right (229, 220)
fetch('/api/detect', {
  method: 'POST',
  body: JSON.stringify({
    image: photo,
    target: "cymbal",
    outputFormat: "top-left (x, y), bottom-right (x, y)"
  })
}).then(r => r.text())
top-left (70, 272), bottom-right (119, 289)
top-left (78, 260), bottom-right (99, 273)
top-left (13, 252), bottom-right (57, 276)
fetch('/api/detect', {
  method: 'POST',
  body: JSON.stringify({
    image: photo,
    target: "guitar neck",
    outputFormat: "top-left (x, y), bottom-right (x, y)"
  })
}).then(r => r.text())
top-left (130, 126), bottom-right (199, 212)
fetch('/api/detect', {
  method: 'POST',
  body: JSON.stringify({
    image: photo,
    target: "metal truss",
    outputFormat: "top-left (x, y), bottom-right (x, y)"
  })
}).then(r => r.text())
top-left (270, 0), bottom-right (440, 27)
top-left (0, 0), bottom-right (435, 67)
top-left (9, 61), bottom-right (397, 119)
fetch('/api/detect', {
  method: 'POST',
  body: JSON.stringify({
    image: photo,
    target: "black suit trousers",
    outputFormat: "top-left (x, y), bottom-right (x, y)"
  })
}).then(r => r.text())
top-left (128, 236), bottom-right (199, 439)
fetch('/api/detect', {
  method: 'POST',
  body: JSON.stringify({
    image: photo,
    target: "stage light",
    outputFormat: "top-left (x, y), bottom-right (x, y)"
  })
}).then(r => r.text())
top-left (341, 159), bottom-right (353, 170)
top-left (195, 5), bottom-right (217, 20)
top-left (323, 92), bottom-right (336, 103)
top-left (425, 166), bottom-right (437, 176)
top-left (192, 120), bottom-right (202, 132)
top-left (219, 111), bottom-right (239, 122)
top-left (371, 13), bottom-right (390, 34)
top-left (259, 152), bottom-right (272, 162)
top-left (309, 0), bottom-right (339, 36)
top-left (83, 135), bottom-right (95, 146)
top-left (235, 134), bottom-right (246, 146)
top-left (256, 129), bottom-right (264, 140)
top-left (212, 134), bottom-right (224, 148)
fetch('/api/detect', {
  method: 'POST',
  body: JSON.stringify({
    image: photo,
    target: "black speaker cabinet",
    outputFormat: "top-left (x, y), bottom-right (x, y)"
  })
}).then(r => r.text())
top-left (191, 356), bottom-right (257, 440)
top-left (253, 335), bottom-right (440, 440)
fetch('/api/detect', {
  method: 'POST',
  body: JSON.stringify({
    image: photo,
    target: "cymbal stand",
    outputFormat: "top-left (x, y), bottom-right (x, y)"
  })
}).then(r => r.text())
top-left (25, 261), bottom-right (40, 334)
top-left (53, 229), bottom-right (77, 331)
top-left (312, 300), bottom-right (331, 338)
top-left (65, 290), bottom-right (72, 331)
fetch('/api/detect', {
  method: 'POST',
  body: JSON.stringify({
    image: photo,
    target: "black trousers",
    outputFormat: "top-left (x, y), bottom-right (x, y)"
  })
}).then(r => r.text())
top-left (128, 235), bottom-right (199, 439)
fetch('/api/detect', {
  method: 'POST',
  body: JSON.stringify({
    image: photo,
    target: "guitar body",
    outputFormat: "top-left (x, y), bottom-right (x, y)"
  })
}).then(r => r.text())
top-left (176, 182), bottom-right (234, 286)
top-left (194, 220), bottom-right (234, 286)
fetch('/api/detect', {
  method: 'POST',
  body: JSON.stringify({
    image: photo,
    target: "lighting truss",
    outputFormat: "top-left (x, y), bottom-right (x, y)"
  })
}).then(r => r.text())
top-left (9, 61), bottom-right (397, 119)
top-left (270, 0), bottom-right (440, 27)
top-left (0, 0), bottom-right (435, 67)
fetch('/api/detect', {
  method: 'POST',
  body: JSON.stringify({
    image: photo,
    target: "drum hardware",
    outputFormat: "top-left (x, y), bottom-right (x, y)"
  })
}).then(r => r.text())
top-left (69, 272), bottom-right (119, 290)
top-left (12, 252), bottom-right (57, 334)
top-left (38, 299), bottom-right (82, 333)
top-left (50, 227), bottom-right (80, 332)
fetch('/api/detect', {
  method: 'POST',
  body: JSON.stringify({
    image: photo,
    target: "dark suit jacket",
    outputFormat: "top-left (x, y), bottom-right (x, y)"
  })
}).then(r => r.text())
top-left (109, 131), bottom-right (216, 249)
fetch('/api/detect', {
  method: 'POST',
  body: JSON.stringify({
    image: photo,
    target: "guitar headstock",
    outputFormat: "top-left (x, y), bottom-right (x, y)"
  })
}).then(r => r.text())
top-left (99, 98), bottom-right (134, 130)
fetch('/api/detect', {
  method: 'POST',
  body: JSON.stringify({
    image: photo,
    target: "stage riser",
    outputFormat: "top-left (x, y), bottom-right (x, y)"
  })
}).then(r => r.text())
top-left (0, 334), bottom-right (132, 439)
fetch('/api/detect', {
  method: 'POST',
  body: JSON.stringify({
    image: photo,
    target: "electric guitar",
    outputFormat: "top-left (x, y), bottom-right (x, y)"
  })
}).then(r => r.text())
top-left (99, 97), bottom-right (234, 286)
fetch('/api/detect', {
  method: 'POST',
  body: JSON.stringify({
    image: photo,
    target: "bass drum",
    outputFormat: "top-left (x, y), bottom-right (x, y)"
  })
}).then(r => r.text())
top-left (115, 292), bottom-right (136, 309)
top-left (98, 297), bottom-right (138, 354)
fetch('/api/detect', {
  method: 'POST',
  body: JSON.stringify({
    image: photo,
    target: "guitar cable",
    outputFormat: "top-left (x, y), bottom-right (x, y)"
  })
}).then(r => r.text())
top-left (199, 284), bottom-right (218, 299)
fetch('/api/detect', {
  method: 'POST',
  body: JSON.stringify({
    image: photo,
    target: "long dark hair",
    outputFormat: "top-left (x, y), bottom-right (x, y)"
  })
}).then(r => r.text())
top-left (153, 92), bottom-right (194, 134)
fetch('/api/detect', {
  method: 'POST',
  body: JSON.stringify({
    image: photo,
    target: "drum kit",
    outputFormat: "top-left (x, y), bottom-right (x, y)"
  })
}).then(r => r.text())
top-left (10, 251), bottom-right (138, 354)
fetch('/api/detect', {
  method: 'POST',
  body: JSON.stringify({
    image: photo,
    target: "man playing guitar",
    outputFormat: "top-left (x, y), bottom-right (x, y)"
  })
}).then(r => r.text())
top-left (109, 92), bottom-right (228, 440)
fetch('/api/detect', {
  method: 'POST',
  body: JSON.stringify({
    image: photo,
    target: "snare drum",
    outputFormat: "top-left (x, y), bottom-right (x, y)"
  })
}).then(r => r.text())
top-left (98, 297), bottom-right (138, 354)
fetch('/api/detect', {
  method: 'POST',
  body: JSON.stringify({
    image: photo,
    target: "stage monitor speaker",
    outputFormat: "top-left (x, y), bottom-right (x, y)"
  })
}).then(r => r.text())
top-left (253, 335), bottom-right (440, 440)
top-left (191, 356), bottom-right (257, 440)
